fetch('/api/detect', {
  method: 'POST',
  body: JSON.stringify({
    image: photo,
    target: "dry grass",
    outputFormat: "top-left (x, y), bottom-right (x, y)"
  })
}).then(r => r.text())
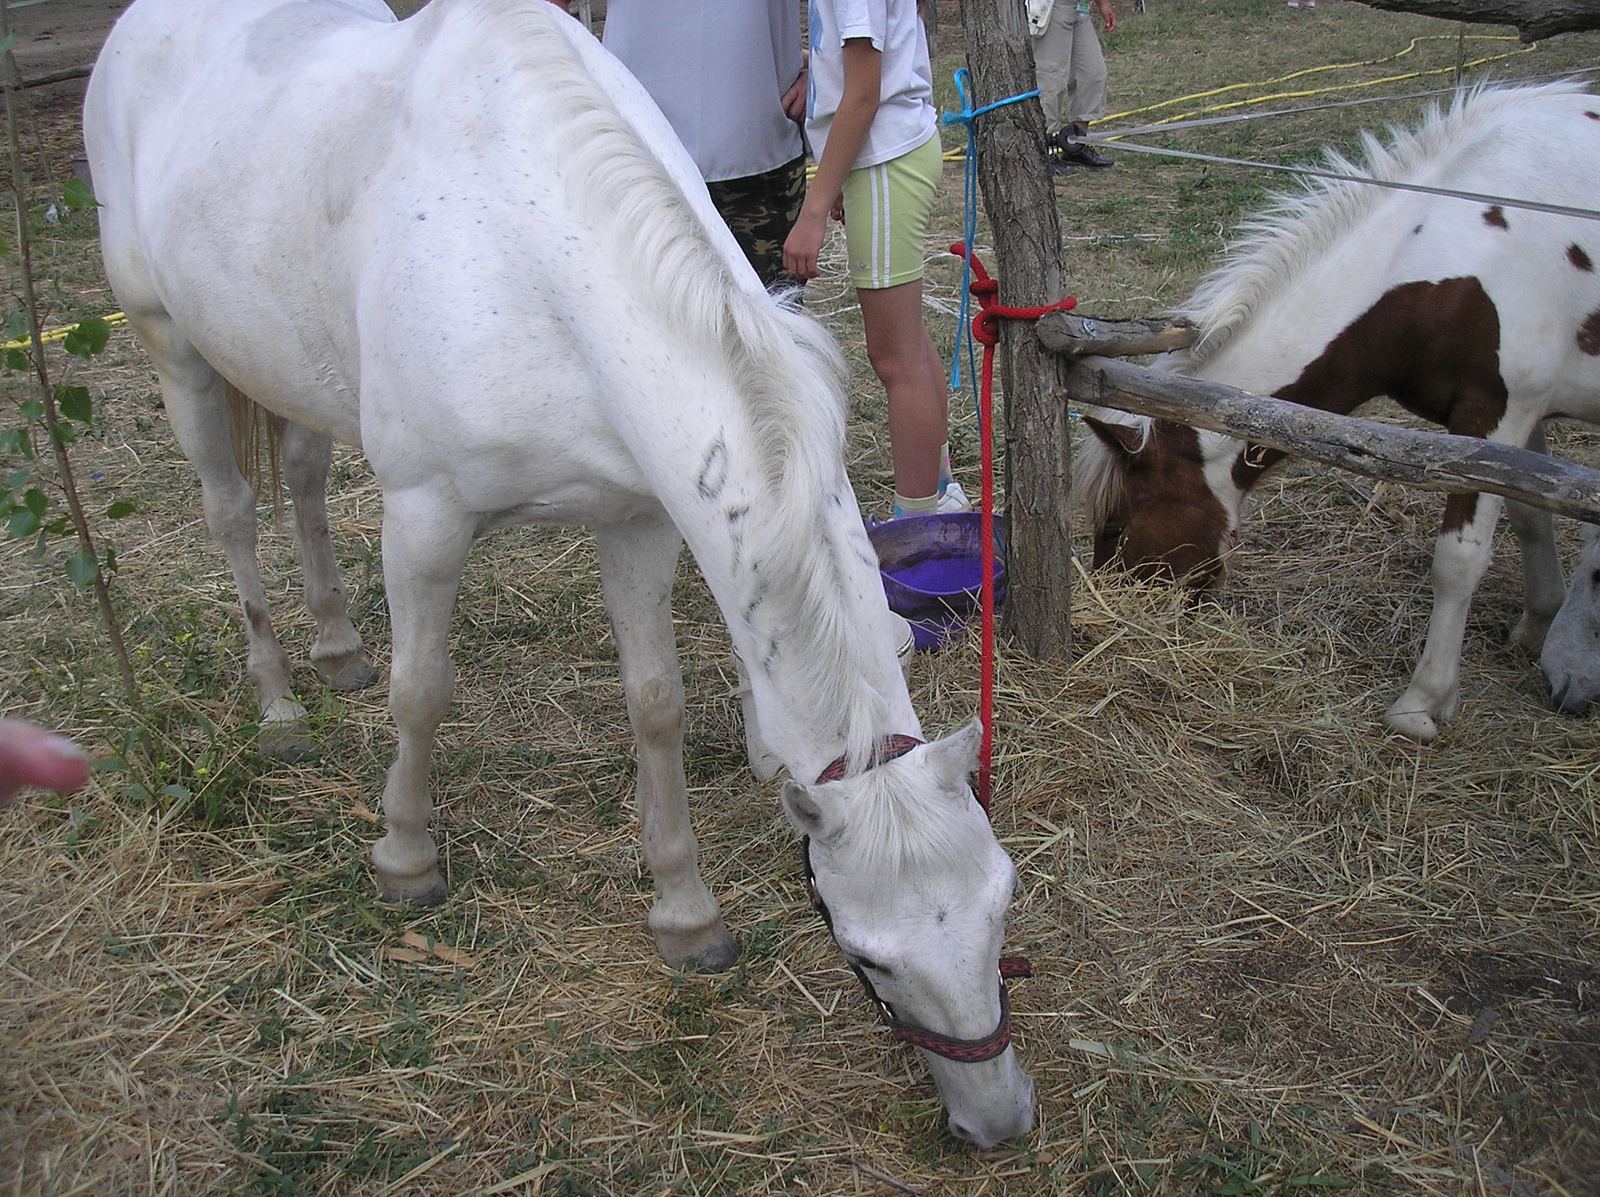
top-left (2, 1), bottom-right (1598, 1194)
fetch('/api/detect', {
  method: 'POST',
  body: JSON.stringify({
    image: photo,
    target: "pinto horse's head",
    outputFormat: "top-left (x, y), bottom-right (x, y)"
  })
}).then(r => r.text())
top-left (1077, 415), bottom-right (1238, 592)
top-left (779, 722), bottom-right (1033, 1148)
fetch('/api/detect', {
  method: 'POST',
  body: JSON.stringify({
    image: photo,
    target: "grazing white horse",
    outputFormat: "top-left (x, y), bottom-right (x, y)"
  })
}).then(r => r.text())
top-left (85, 0), bottom-right (1034, 1144)
top-left (1076, 83), bottom-right (1600, 742)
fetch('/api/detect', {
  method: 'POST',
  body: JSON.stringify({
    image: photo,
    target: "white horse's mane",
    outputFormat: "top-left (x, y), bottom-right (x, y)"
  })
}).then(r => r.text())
top-left (842, 765), bottom-right (988, 885)
top-left (1173, 80), bottom-right (1591, 370)
top-left (465, 0), bottom-right (892, 770)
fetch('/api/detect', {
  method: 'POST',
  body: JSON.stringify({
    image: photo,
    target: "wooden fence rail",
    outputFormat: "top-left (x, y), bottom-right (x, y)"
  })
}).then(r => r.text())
top-left (1064, 355), bottom-right (1600, 525)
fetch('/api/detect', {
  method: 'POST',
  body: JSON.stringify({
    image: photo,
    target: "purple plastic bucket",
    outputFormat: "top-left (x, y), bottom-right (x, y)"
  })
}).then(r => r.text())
top-left (866, 513), bottom-right (1007, 651)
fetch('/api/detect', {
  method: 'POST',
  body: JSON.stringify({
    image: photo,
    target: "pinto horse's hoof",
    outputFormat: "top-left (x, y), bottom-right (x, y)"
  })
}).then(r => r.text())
top-left (376, 866), bottom-right (448, 907)
top-left (317, 648), bottom-right (381, 692)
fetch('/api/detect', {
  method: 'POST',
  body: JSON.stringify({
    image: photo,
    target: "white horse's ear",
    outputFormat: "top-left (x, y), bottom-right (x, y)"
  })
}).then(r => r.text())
top-left (919, 721), bottom-right (983, 790)
top-left (781, 780), bottom-right (844, 842)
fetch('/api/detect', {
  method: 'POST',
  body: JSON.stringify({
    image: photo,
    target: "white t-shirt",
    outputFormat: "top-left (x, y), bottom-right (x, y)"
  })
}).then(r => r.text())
top-left (806, 0), bottom-right (937, 170)
top-left (603, 0), bottom-right (805, 183)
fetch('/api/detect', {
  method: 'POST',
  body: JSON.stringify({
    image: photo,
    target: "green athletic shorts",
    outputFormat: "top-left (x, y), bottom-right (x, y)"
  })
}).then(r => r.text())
top-left (840, 131), bottom-right (943, 290)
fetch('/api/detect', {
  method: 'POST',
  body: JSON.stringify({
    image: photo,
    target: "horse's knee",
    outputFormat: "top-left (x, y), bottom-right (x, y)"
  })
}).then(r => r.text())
top-left (633, 676), bottom-right (684, 746)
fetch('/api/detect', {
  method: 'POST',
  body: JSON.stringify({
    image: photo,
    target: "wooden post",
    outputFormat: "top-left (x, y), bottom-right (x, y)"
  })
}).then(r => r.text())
top-left (959, 0), bottom-right (1075, 659)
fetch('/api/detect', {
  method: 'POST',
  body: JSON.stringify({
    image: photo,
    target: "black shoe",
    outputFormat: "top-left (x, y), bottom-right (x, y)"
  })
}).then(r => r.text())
top-left (1056, 135), bottom-right (1115, 169)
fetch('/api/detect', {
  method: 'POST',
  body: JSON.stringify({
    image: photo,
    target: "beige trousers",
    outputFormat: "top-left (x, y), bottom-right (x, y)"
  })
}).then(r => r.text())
top-left (1031, 5), bottom-right (1108, 136)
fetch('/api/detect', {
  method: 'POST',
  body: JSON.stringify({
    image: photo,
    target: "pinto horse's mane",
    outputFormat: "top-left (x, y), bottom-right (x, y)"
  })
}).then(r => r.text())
top-left (459, 0), bottom-right (891, 771)
top-left (1173, 80), bottom-right (1590, 369)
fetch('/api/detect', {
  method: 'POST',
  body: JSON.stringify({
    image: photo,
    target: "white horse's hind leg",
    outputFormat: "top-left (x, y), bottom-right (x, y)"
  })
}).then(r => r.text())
top-left (1506, 425), bottom-right (1566, 653)
top-left (597, 512), bottom-right (739, 973)
top-left (371, 491), bottom-right (473, 906)
top-left (278, 420), bottom-right (379, 690)
top-left (1385, 492), bottom-right (1505, 742)
top-left (134, 315), bottom-right (312, 757)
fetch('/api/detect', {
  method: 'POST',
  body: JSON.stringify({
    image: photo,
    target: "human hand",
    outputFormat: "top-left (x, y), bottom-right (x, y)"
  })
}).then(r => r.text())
top-left (781, 67), bottom-right (808, 121)
top-left (0, 720), bottom-right (91, 807)
top-left (1098, 0), bottom-right (1116, 32)
top-left (783, 208), bottom-right (829, 281)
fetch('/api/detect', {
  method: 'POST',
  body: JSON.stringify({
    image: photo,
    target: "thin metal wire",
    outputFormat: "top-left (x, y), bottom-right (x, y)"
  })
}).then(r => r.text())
top-left (1088, 139), bottom-right (1600, 224)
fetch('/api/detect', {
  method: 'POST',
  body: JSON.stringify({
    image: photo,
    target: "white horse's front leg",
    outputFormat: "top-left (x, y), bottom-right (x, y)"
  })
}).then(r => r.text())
top-left (597, 512), bottom-right (739, 973)
top-left (1505, 426), bottom-right (1565, 653)
top-left (371, 491), bottom-right (472, 906)
top-left (1385, 491), bottom-right (1505, 742)
top-left (278, 420), bottom-right (379, 690)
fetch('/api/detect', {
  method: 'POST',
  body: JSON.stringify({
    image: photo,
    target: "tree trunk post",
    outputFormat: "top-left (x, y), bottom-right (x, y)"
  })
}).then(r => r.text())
top-left (959, 0), bottom-right (1075, 659)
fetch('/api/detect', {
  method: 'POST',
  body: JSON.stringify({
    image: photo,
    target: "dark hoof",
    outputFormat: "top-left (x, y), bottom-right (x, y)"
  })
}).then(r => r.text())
top-left (259, 722), bottom-right (320, 763)
top-left (318, 649), bottom-right (380, 692)
top-left (376, 867), bottom-right (448, 907)
top-left (692, 934), bottom-right (743, 974)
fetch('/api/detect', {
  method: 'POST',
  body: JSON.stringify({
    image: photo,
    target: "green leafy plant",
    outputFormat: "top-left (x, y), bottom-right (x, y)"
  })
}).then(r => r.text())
top-left (1, 26), bottom-right (135, 702)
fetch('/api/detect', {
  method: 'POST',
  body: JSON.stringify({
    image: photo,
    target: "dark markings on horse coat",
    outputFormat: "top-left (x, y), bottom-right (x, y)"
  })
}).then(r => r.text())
top-left (244, 602), bottom-right (272, 638)
top-left (1267, 277), bottom-right (1507, 535)
top-left (1570, 244), bottom-right (1595, 272)
top-left (1579, 309), bottom-right (1600, 357)
top-left (1483, 206), bottom-right (1509, 230)
top-left (1588, 110), bottom-right (1600, 120)
top-left (696, 437), bottom-right (729, 501)
top-left (1413, 224), bottom-right (1424, 235)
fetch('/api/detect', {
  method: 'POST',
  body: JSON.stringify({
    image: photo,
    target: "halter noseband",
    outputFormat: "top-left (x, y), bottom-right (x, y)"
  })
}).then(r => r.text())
top-left (802, 735), bottom-right (1032, 1064)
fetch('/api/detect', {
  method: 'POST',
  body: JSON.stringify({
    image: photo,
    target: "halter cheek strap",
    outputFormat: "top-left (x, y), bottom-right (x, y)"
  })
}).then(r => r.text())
top-left (801, 735), bottom-right (1033, 1065)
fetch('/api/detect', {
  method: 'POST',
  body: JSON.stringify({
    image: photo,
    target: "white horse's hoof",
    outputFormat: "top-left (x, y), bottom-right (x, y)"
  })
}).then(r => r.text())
top-left (258, 719), bottom-right (318, 762)
top-left (654, 924), bottom-right (741, 973)
top-left (316, 647), bottom-right (380, 691)
top-left (376, 866), bottom-right (447, 907)
top-left (1383, 703), bottom-right (1440, 743)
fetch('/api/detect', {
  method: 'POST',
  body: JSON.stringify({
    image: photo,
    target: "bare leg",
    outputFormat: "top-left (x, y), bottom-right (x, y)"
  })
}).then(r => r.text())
top-left (1506, 424), bottom-right (1565, 653)
top-left (134, 314), bottom-right (311, 758)
top-left (278, 420), bottom-right (379, 690)
top-left (370, 489), bottom-right (473, 905)
top-left (597, 511), bottom-right (738, 972)
top-left (1385, 492), bottom-right (1505, 742)
top-left (858, 280), bottom-right (948, 501)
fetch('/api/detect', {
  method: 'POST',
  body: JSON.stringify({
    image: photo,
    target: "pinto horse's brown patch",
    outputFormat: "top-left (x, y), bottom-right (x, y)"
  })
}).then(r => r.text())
top-left (1483, 206), bottom-right (1509, 230)
top-left (1570, 244), bottom-right (1595, 272)
top-left (1273, 277), bottom-right (1508, 534)
top-left (1579, 309), bottom-right (1600, 357)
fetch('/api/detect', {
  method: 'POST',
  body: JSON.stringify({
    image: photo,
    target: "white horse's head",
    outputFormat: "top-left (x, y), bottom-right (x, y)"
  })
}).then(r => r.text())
top-left (779, 722), bottom-right (1034, 1147)
top-left (1542, 525), bottom-right (1600, 713)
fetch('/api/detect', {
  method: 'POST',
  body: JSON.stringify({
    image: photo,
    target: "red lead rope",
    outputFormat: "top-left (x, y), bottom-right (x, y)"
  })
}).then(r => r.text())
top-left (948, 245), bottom-right (1076, 812)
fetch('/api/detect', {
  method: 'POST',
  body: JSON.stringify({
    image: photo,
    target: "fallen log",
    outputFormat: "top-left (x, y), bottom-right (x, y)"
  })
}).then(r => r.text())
top-left (1036, 311), bottom-right (1197, 358)
top-left (1065, 355), bottom-right (1600, 524)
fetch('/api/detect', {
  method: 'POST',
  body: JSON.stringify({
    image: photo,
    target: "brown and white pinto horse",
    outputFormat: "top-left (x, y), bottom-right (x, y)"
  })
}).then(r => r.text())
top-left (1076, 82), bottom-right (1600, 742)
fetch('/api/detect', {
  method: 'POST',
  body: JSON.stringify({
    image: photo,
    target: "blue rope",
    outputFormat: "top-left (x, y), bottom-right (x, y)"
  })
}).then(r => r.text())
top-left (941, 70), bottom-right (1039, 420)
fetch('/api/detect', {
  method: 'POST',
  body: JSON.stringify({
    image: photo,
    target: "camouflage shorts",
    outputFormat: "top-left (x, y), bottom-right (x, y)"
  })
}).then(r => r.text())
top-left (706, 154), bottom-right (808, 289)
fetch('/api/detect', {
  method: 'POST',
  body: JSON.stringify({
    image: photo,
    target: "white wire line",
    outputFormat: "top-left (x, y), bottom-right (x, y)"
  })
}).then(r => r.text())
top-left (1086, 138), bottom-right (1600, 223)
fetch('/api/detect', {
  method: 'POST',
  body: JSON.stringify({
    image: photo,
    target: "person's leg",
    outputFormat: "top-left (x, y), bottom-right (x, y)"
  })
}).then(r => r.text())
top-left (858, 282), bottom-right (947, 502)
top-left (707, 154), bottom-right (809, 289)
top-left (1031, 7), bottom-right (1077, 141)
top-left (840, 135), bottom-right (948, 510)
top-left (1060, 13), bottom-right (1114, 168)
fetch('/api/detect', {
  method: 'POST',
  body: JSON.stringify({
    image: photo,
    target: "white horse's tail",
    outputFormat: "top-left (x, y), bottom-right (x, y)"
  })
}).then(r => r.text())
top-left (225, 381), bottom-right (283, 518)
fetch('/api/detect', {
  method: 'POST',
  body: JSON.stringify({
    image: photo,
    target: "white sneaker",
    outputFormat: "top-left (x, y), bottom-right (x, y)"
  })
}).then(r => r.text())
top-left (936, 480), bottom-right (972, 514)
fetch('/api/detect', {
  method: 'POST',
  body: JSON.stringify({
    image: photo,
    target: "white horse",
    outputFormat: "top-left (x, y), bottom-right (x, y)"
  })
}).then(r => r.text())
top-left (1543, 524), bottom-right (1600, 710)
top-left (1075, 83), bottom-right (1600, 742)
top-left (85, 0), bottom-right (1033, 1145)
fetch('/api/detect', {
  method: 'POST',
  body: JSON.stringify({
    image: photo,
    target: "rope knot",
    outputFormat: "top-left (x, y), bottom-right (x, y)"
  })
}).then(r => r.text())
top-left (948, 244), bottom-right (1077, 348)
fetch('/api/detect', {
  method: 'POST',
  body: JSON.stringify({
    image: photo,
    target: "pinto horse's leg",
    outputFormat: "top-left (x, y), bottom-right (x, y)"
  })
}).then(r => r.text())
top-left (370, 490), bottom-right (473, 906)
top-left (133, 316), bottom-right (312, 758)
top-left (597, 511), bottom-right (739, 973)
top-left (1385, 491), bottom-right (1506, 743)
top-left (277, 420), bottom-right (379, 691)
top-left (1506, 425), bottom-right (1566, 654)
